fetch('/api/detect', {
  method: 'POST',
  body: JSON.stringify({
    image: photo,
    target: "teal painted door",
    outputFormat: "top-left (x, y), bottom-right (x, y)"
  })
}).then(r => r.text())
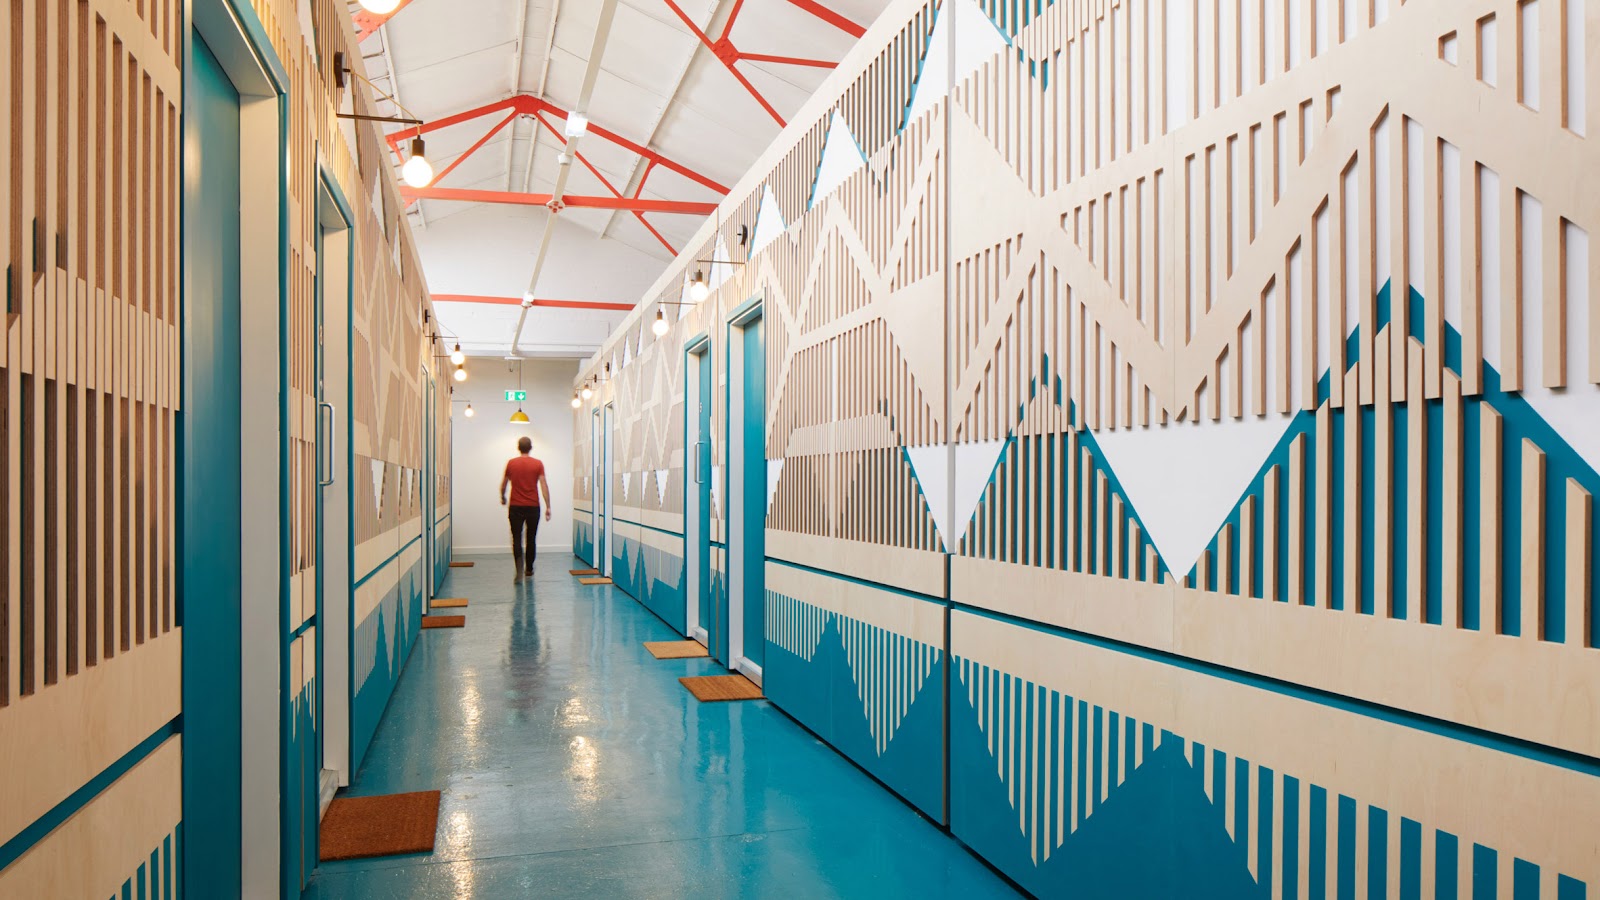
top-left (739, 317), bottom-right (766, 668)
top-left (181, 33), bottom-right (244, 893)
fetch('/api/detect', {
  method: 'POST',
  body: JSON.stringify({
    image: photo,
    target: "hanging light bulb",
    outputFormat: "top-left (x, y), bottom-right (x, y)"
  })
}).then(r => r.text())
top-left (449, 343), bottom-right (465, 365)
top-left (358, 0), bottom-right (402, 12)
top-left (401, 137), bottom-right (434, 188)
top-left (581, 381), bottom-right (593, 401)
top-left (688, 269), bottom-right (710, 302)
top-left (464, 402), bottom-right (474, 418)
top-left (453, 364), bottom-right (467, 383)
top-left (510, 408), bottom-right (531, 424)
top-left (570, 394), bottom-right (581, 409)
top-left (652, 305), bottom-right (669, 337)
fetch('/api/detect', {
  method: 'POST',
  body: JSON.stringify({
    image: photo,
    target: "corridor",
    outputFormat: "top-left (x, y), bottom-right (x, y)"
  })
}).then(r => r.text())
top-left (306, 555), bottom-right (1018, 898)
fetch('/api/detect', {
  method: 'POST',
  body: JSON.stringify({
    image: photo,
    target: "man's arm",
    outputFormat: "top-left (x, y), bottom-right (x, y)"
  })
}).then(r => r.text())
top-left (499, 468), bottom-right (511, 506)
top-left (539, 473), bottom-right (552, 520)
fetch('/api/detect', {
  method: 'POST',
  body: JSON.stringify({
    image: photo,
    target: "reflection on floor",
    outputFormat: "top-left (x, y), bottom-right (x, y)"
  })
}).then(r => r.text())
top-left (306, 553), bottom-right (1019, 898)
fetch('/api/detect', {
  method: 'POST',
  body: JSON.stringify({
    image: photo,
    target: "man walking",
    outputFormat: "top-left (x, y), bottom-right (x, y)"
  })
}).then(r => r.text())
top-left (500, 436), bottom-right (552, 581)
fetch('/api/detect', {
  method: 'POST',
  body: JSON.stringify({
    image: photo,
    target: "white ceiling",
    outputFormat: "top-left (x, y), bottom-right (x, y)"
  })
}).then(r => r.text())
top-left (347, 0), bottom-right (895, 358)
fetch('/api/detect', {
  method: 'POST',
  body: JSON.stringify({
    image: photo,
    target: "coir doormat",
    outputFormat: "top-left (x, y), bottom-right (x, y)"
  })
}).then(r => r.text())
top-left (319, 790), bottom-right (441, 861)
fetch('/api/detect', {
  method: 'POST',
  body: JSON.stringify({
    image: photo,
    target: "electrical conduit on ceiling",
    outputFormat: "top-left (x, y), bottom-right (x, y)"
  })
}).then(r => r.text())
top-left (510, 0), bottom-right (620, 356)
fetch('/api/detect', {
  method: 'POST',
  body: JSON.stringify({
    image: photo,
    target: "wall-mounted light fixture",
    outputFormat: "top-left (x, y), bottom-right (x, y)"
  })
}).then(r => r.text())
top-left (570, 393), bottom-right (582, 409)
top-left (450, 343), bottom-right (465, 365)
top-left (453, 363), bottom-right (467, 382)
top-left (688, 270), bottom-right (710, 302)
top-left (331, 52), bottom-right (433, 187)
top-left (581, 379), bottom-right (593, 401)
top-left (464, 402), bottom-right (475, 418)
top-left (652, 306), bottom-right (669, 337)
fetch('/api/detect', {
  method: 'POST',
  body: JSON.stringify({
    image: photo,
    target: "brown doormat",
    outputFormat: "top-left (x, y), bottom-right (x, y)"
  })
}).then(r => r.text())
top-left (645, 640), bottom-right (710, 659)
top-left (319, 790), bottom-right (441, 861)
top-left (431, 598), bottom-right (468, 609)
top-left (680, 674), bottom-right (763, 702)
top-left (569, 568), bottom-right (601, 576)
top-left (422, 615), bottom-right (465, 629)
top-left (449, 561), bottom-right (474, 568)
top-left (578, 577), bottom-right (613, 585)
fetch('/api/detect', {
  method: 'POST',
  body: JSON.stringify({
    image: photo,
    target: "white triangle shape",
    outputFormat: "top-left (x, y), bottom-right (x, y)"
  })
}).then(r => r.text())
top-left (751, 186), bottom-right (787, 256)
top-left (766, 459), bottom-right (784, 513)
top-left (1093, 415), bottom-right (1294, 575)
top-left (904, 445), bottom-right (950, 547)
top-left (710, 464), bottom-right (721, 513)
top-left (370, 459), bottom-right (385, 515)
top-left (709, 233), bottom-right (737, 293)
top-left (952, 439), bottom-right (1008, 547)
top-left (622, 471), bottom-right (632, 501)
top-left (809, 110), bottom-right (867, 209)
top-left (655, 469), bottom-right (669, 507)
top-left (906, 0), bottom-right (1011, 126)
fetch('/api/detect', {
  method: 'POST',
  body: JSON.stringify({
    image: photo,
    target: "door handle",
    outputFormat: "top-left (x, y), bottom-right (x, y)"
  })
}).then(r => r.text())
top-left (692, 441), bottom-right (703, 485)
top-left (318, 402), bottom-right (336, 487)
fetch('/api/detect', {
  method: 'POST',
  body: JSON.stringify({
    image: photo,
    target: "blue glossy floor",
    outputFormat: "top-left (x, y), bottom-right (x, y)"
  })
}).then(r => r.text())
top-left (307, 552), bottom-right (1019, 898)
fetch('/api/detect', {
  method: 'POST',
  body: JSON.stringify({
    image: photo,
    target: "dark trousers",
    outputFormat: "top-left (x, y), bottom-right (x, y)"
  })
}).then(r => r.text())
top-left (509, 505), bottom-right (541, 572)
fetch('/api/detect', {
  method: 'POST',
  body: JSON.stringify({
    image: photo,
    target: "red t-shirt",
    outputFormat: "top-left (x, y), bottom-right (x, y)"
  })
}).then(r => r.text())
top-left (505, 456), bottom-right (546, 507)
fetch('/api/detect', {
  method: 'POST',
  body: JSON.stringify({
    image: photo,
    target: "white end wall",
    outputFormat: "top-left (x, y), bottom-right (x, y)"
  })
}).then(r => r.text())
top-left (450, 358), bottom-right (578, 554)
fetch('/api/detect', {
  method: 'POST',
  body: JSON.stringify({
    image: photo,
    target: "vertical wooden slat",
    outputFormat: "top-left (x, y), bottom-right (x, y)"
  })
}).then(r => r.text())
top-left (1481, 406), bottom-right (1504, 633)
top-left (1567, 478), bottom-right (1592, 649)
top-left (1441, 371), bottom-right (1463, 629)
top-left (1521, 438), bottom-right (1545, 640)
top-left (1405, 340), bottom-right (1425, 623)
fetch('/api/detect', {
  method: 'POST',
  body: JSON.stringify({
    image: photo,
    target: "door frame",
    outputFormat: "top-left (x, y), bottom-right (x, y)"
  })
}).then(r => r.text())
top-left (603, 402), bottom-right (617, 578)
top-left (591, 407), bottom-right (605, 571)
top-left (184, 1), bottom-right (290, 895)
top-left (313, 168), bottom-right (354, 814)
top-left (682, 334), bottom-right (711, 644)
top-left (724, 296), bottom-right (765, 683)
top-left (421, 367), bottom-right (435, 608)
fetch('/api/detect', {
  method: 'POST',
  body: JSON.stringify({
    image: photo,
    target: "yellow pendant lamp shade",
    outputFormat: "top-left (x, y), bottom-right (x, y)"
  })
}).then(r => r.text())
top-left (510, 408), bottom-right (530, 424)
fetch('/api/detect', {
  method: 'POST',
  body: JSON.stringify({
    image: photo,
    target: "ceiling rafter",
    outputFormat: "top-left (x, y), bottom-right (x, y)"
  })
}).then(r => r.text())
top-left (381, 93), bottom-right (730, 249)
top-left (659, 0), bottom-right (866, 126)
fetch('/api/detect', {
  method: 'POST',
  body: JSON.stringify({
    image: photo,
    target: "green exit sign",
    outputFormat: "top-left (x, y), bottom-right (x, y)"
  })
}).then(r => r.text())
top-left (504, 390), bottom-right (527, 402)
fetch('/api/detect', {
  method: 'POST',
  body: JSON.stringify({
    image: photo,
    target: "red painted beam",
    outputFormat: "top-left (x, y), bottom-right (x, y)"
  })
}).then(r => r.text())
top-left (399, 186), bottom-right (717, 214)
top-left (784, 0), bottom-right (866, 37)
top-left (352, 0), bottom-right (417, 42)
top-left (432, 294), bottom-right (636, 312)
top-left (531, 111), bottom-right (679, 256)
top-left (384, 94), bottom-right (731, 195)
top-left (660, 0), bottom-right (787, 126)
top-left (737, 51), bottom-right (838, 69)
top-left (404, 111), bottom-right (519, 208)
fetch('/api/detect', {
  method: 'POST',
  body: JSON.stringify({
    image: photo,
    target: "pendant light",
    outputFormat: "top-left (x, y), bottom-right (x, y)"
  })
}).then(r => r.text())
top-left (688, 269), bottom-right (710, 302)
top-left (581, 380), bottom-right (593, 401)
top-left (453, 364), bottom-right (467, 382)
top-left (401, 137), bottom-right (434, 188)
top-left (570, 393), bottom-right (581, 409)
top-left (510, 359), bottom-right (531, 424)
top-left (449, 343), bottom-right (465, 365)
top-left (464, 402), bottom-right (474, 418)
top-left (652, 305), bottom-right (669, 337)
